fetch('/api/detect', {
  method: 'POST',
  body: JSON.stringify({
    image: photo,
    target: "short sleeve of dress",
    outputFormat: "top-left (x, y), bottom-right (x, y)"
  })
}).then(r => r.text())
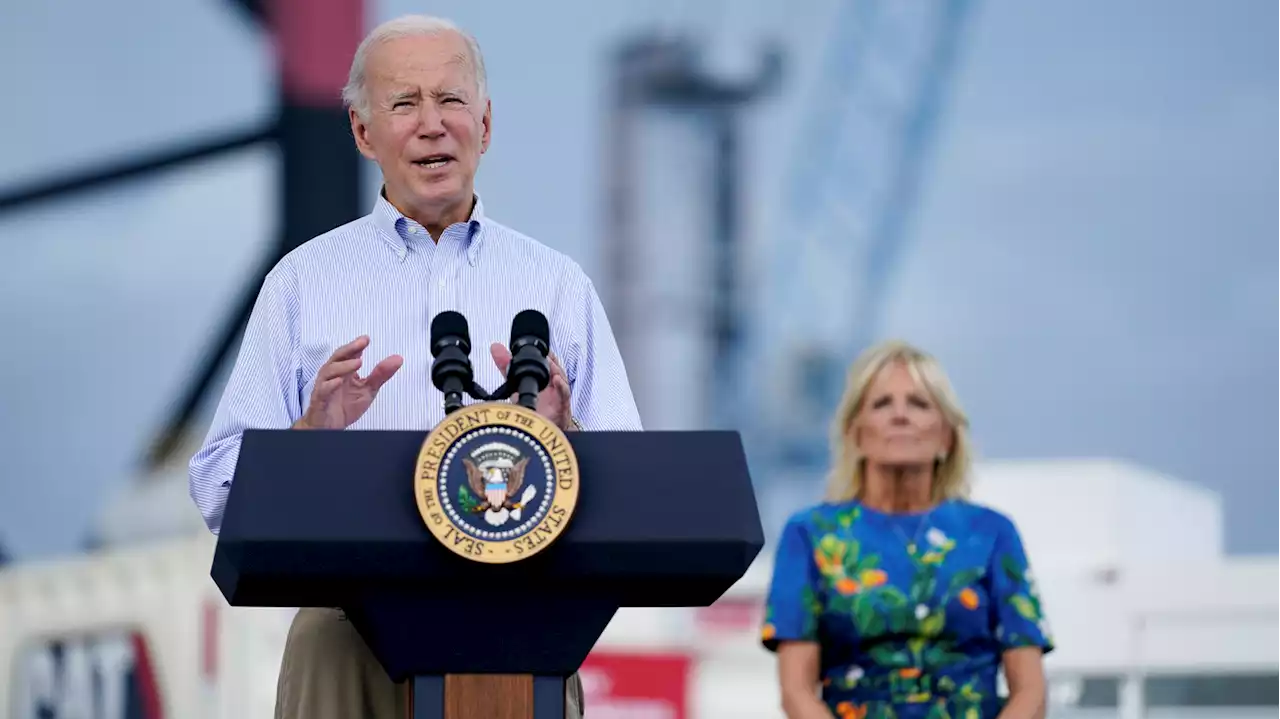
top-left (761, 513), bottom-right (822, 652)
top-left (990, 514), bottom-right (1055, 654)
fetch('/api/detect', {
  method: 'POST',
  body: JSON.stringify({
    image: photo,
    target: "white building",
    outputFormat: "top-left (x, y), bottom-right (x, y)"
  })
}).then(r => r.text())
top-left (970, 458), bottom-right (1225, 569)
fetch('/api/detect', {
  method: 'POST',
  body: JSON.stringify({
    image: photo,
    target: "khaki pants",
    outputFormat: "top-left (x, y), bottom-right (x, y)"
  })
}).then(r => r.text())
top-left (275, 608), bottom-right (584, 719)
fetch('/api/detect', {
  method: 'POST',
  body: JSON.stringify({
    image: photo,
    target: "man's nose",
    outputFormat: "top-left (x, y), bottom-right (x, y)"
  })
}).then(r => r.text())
top-left (416, 106), bottom-right (446, 137)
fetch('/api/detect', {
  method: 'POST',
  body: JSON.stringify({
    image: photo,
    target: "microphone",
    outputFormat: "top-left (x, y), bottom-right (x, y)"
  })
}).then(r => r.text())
top-left (430, 311), bottom-right (475, 415)
top-left (506, 309), bottom-right (552, 411)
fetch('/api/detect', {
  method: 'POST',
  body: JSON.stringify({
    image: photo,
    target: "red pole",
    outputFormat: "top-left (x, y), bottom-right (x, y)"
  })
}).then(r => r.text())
top-left (266, 0), bottom-right (366, 107)
top-left (258, 0), bottom-right (368, 257)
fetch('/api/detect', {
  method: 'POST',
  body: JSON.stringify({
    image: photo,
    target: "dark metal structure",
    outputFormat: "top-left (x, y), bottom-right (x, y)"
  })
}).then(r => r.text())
top-left (0, 0), bottom-right (367, 471)
top-left (604, 35), bottom-right (781, 431)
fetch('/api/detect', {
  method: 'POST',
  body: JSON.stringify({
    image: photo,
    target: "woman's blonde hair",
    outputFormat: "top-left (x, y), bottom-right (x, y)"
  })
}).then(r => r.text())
top-left (823, 339), bottom-right (974, 504)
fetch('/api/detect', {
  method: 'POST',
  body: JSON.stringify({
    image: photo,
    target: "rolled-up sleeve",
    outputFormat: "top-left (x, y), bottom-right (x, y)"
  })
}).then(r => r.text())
top-left (562, 271), bottom-right (643, 432)
top-left (188, 262), bottom-right (302, 534)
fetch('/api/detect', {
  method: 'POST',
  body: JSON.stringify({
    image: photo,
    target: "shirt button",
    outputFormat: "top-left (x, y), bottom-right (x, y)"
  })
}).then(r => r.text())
top-left (438, 279), bottom-right (446, 288)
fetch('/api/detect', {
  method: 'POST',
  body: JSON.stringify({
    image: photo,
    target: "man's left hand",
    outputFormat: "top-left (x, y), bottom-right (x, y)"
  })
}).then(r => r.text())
top-left (489, 343), bottom-right (574, 430)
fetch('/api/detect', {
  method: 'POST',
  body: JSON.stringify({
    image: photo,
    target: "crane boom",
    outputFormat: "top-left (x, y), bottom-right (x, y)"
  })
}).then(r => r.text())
top-left (747, 0), bottom-right (977, 491)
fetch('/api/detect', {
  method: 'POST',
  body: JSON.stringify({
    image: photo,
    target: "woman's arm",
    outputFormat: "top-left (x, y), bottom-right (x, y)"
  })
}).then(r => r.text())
top-left (996, 647), bottom-right (1047, 719)
top-left (778, 642), bottom-right (835, 719)
top-left (762, 513), bottom-right (831, 719)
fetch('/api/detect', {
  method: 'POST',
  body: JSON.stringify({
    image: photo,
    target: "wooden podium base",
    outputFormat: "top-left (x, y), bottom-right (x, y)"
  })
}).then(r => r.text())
top-left (409, 674), bottom-right (566, 719)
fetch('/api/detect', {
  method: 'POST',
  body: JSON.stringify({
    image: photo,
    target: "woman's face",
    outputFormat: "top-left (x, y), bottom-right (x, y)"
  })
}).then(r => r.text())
top-left (849, 360), bottom-right (953, 468)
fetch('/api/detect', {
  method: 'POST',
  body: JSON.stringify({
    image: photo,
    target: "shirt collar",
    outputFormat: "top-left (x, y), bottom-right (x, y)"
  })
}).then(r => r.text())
top-left (372, 189), bottom-right (487, 265)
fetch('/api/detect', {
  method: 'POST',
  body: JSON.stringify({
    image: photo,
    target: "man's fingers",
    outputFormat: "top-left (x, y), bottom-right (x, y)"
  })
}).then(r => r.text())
top-left (328, 335), bottom-right (370, 363)
top-left (364, 354), bottom-right (404, 392)
top-left (318, 357), bottom-right (362, 382)
top-left (553, 374), bottom-right (571, 402)
top-left (318, 336), bottom-right (369, 382)
top-left (490, 342), bottom-right (512, 377)
top-left (548, 349), bottom-right (567, 382)
top-left (314, 376), bottom-right (344, 400)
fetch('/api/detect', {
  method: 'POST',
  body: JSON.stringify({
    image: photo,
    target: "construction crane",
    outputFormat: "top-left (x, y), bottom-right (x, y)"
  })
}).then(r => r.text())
top-left (0, 0), bottom-right (367, 478)
top-left (0, 0), bottom-right (369, 547)
top-left (0, 0), bottom-right (973, 546)
top-left (744, 0), bottom-right (977, 507)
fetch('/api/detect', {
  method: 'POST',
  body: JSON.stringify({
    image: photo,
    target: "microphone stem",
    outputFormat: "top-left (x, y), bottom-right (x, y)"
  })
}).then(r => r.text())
top-left (444, 392), bottom-right (463, 415)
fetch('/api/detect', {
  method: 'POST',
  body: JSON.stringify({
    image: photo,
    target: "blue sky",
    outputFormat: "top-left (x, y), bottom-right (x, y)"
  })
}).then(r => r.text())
top-left (0, 0), bottom-right (1274, 559)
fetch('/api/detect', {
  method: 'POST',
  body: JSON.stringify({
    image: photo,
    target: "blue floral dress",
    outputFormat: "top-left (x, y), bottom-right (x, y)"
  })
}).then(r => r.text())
top-left (760, 499), bottom-right (1054, 719)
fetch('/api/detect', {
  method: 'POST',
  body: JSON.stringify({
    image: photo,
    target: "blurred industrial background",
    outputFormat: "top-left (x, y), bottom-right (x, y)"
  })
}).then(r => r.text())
top-left (0, 0), bottom-right (1275, 717)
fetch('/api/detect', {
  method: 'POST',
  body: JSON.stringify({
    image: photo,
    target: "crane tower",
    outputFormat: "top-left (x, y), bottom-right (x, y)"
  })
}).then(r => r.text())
top-left (602, 34), bottom-right (782, 432)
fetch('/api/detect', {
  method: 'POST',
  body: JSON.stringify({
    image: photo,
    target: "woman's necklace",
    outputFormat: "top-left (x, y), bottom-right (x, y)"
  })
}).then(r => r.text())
top-left (889, 508), bottom-right (936, 556)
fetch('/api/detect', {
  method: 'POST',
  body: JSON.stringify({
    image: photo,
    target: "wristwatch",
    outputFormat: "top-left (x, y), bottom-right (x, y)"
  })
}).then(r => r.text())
top-left (567, 416), bottom-right (583, 431)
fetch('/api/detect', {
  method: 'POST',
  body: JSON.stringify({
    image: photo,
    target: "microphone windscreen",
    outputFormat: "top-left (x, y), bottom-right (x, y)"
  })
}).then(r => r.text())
top-left (431, 310), bottom-right (470, 348)
top-left (510, 309), bottom-right (550, 347)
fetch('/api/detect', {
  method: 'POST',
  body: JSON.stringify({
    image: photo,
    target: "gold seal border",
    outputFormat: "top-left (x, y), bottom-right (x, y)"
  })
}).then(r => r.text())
top-left (414, 401), bottom-right (579, 565)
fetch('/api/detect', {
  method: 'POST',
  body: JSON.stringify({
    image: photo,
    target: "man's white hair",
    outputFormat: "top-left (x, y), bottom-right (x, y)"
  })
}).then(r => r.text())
top-left (342, 15), bottom-right (488, 119)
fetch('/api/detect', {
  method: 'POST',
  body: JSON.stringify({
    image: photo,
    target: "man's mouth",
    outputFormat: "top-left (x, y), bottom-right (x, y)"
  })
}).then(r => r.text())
top-left (413, 155), bottom-right (454, 169)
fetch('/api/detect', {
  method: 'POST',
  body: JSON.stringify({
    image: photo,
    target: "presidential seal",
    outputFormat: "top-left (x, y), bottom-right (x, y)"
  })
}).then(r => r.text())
top-left (414, 402), bottom-right (579, 564)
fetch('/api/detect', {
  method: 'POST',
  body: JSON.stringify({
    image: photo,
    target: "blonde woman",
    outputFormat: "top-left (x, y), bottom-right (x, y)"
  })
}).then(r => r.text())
top-left (760, 341), bottom-right (1053, 719)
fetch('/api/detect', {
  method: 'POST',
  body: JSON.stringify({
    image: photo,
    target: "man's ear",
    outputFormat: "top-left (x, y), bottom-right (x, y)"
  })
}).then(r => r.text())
top-left (350, 107), bottom-right (378, 161)
top-left (480, 99), bottom-right (492, 154)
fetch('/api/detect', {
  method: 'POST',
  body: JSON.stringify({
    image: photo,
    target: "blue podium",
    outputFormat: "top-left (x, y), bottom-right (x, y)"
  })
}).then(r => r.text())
top-left (211, 428), bottom-right (764, 719)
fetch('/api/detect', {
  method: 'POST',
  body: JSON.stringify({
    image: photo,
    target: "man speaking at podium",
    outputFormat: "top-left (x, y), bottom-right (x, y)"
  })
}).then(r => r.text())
top-left (188, 14), bottom-right (642, 719)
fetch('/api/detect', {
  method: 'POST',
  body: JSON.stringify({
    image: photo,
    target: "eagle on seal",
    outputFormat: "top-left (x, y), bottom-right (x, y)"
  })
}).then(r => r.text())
top-left (463, 455), bottom-right (531, 512)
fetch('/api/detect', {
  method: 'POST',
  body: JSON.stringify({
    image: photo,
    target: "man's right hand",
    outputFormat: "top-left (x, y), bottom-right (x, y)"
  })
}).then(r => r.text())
top-left (295, 335), bottom-right (404, 430)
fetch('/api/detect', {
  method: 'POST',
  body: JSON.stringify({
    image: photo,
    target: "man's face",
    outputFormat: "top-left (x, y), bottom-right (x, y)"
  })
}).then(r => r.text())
top-left (351, 31), bottom-right (491, 224)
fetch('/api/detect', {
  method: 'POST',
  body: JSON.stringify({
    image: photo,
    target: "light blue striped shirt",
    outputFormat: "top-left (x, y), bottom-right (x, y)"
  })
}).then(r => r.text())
top-left (189, 193), bottom-right (642, 534)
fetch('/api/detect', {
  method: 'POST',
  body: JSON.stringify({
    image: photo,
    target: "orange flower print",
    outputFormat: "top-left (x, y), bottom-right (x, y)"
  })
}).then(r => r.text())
top-left (761, 623), bottom-right (776, 641)
top-left (959, 588), bottom-right (979, 610)
top-left (835, 577), bottom-right (860, 596)
top-left (898, 667), bottom-right (922, 678)
top-left (835, 702), bottom-right (867, 719)
top-left (860, 569), bottom-right (888, 587)
top-left (813, 548), bottom-right (828, 569)
top-left (813, 549), bottom-right (839, 576)
top-left (814, 535), bottom-right (847, 577)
